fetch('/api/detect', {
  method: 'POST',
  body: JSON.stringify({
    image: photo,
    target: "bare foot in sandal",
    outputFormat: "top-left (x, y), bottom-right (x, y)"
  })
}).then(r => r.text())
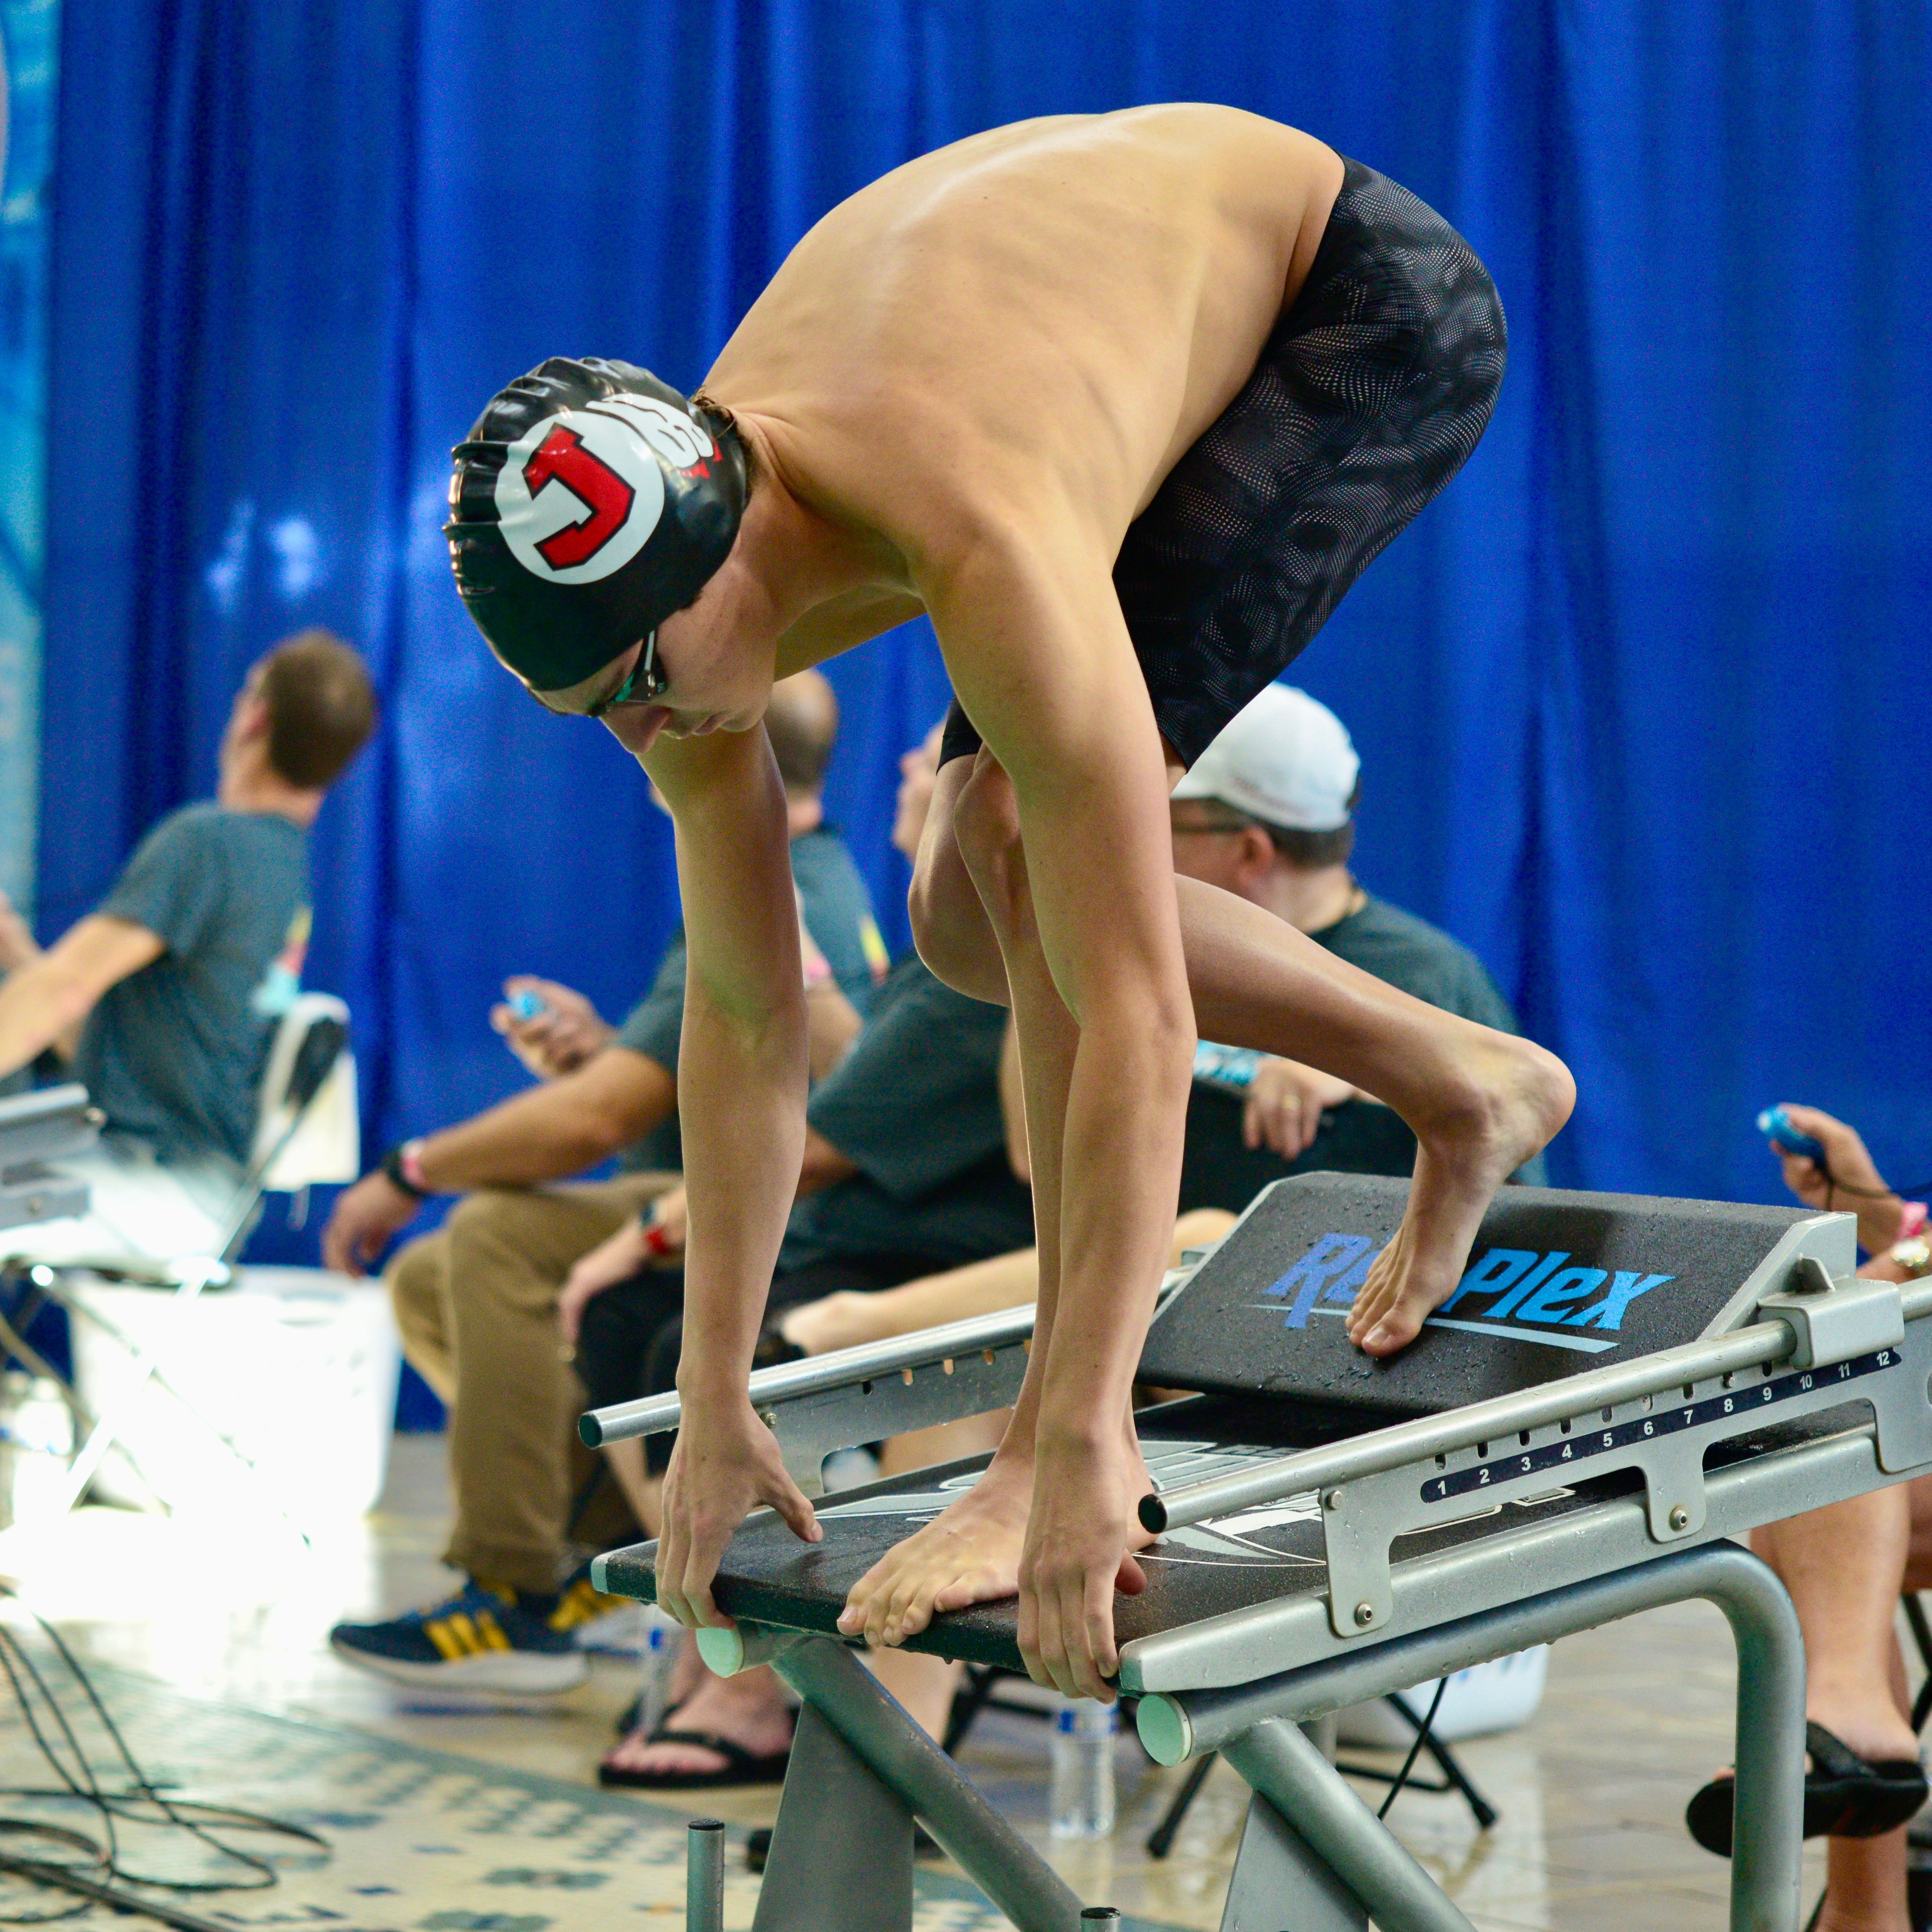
top-left (599, 1663), bottom-right (795, 1789)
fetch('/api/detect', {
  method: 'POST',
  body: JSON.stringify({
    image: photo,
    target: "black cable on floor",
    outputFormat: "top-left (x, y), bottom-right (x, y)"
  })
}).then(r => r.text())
top-left (1377, 1676), bottom-right (1450, 1820)
top-left (0, 1850), bottom-right (248, 1932)
top-left (0, 1583), bottom-right (325, 1924)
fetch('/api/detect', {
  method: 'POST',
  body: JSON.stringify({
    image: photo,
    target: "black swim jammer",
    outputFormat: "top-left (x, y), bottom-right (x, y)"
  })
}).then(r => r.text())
top-left (939, 158), bottom-right (1506, 770)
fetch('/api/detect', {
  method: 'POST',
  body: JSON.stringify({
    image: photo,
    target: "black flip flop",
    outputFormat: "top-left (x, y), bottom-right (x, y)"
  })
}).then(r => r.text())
top-left (1686, 1721), bottom-right (1928, 1856)
top-left (598, 1722), bottom-right (794, 1791)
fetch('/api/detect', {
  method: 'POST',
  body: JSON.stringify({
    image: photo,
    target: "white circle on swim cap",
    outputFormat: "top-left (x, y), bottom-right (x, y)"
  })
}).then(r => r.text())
top-left (1172, 684), bottom-right (1360, 832)
top-left (493, 401), bottom-right (696, 586)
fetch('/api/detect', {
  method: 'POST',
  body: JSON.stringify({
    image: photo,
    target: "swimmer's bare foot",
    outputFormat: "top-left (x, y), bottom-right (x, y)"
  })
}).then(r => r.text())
top-left (1345, 1034), bottom-right (1574, 1358)
top-left (839, 1450), bottom-right (1036, 1649)
top-left (838, 1434), bottom-right (1157, 1653)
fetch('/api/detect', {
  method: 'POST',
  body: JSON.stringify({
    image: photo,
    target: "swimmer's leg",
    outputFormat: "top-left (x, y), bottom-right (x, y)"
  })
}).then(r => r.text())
top-left (1174, 873), bottom-right (1573, 1354)
top-left (857, 752), bottom-right (1154, 1686)
top-left (911, 749), bottom-right (1571, 1361)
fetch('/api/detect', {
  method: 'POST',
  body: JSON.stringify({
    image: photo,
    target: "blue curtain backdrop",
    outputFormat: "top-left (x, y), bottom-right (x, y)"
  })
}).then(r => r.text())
top-left (36, 3), bottom-right (1932, 1219)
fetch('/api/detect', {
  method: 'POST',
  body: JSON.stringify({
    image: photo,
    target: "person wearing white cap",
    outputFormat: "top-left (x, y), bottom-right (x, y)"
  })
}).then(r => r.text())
top-left (1170, 685), bottom-right (1544, 1186)
top-left (1173, 681), bottom-right (1361, 848)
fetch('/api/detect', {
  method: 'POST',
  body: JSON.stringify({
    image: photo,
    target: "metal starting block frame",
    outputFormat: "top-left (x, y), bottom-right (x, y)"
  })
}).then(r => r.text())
top-left (0, 1085), bottom-right (98, 1234)
top-left (582, 1301), bottom-right (1039, 1491)
top-left (587, 1178), bottom-right (1932, 1932)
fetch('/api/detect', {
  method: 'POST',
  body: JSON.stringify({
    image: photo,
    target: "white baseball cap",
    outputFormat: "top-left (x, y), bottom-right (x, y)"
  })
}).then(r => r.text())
top-left (1171, 684), bottom-right (1359, 833)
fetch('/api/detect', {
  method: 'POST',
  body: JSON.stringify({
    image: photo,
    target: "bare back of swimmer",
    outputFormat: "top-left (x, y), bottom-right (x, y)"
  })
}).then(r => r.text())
top-left (445, 105), bottom-right (1574, 1702)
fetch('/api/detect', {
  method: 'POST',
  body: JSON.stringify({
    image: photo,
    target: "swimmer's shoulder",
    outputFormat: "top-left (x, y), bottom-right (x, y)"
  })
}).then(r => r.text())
top-left (710, 106), bottom-right (1329, 384)
top-left (708, 108), bottom-right (1339, 568)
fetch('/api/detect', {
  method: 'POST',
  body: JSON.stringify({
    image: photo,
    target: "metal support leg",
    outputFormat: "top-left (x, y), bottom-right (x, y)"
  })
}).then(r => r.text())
top-left (752, 1704), bottom-right (915, 1932)
top-left (1149, 1716), bottom-right (1342, 1861)
top-left (1147, 1544), bottom-right (1805, 1932)
top-left (1218, 1784), bottom-right (1367, 1931)
top-left (1719, 1554), bottom-right (1808, 1932)
top-left (1145, 1751), bottom-right (1217, 1859)
top-left (1224, 1718), bottom-right (1473, 1932)
top-left (771, 1639), bottom-right (1084, 1932)
top-left (1903, 1594), bottom-right (1932, 1734)
top-left (941, 1663), bottom-right (1003, 1755)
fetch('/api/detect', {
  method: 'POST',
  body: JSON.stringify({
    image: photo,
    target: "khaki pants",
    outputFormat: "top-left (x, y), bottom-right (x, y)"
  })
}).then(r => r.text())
top-left (387, 1172), bottom-right (677, 1595)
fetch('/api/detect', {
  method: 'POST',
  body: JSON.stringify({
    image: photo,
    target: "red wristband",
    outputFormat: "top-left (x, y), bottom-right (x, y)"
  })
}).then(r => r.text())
top-left (643, 1221), bottom-right (673, 1259)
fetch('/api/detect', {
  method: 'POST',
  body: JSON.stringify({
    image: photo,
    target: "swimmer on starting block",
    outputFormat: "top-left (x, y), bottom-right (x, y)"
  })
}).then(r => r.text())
top-left (445, 106), bottom-right (1574, 1701)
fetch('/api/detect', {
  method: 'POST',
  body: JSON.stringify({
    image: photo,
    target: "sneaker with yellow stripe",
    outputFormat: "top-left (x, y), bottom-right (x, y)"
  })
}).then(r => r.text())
top-left (329, 1577), bottom-right (588, 1694)
top-left (550, 1572), bottom-right (646, 1654)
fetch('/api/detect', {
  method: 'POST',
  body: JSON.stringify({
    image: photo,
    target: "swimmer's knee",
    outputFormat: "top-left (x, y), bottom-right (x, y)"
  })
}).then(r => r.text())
top-left (907, 753), bottom-right (1025, 1001)
top-left (909, 827), bottom-right (1008, 1003)
top-left (950, 756), bottom-right (1021, 872)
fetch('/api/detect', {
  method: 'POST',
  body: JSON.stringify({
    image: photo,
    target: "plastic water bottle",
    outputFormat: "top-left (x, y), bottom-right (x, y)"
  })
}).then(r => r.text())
top-left (637, 1606), bottom-right (680, 1741)
top-left (1049, 1697), bottom-right (1117, 1838)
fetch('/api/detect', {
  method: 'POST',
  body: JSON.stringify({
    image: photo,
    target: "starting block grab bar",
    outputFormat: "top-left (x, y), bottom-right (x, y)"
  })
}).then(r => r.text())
top-left (579, 1301), bottom-right (1039, 1449)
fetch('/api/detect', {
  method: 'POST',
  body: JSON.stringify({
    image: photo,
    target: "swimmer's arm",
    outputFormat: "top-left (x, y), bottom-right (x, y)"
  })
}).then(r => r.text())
top-left (643, 725), bottom-right (813, 1397)
top-left (931, 544), bottom-right (1195, 1407)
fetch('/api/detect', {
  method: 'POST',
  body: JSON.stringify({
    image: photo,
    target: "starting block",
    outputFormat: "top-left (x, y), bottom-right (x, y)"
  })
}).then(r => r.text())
top-left (586, 1175), bottom-right (1931, 1932)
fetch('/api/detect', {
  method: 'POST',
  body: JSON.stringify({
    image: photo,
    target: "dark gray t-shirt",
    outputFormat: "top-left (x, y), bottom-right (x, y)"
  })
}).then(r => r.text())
top-left (614, 825), bottom-right (887, 1172)
top-left (778, 953), bottom-right (1033, 1273)
top-left (1179, 892), bottom-right (1545, 1212)
top-left (70, 804), bottom-right (311, 1167)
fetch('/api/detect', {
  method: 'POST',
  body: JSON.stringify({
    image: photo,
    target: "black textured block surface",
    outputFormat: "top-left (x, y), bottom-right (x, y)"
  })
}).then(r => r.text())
top-left (1139, 1174), bottom-right (1812, 1419)
top-left (599, 1399), bottom-right (1868, 1668)
top-left (596, 1397), bottom-right (1625, 1671)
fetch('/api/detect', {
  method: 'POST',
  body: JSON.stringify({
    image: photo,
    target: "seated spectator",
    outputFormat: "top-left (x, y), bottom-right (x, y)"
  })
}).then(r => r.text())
top-left (324, 670), bottom-right (884, 1695)
top-left (562, 719), bottom-right (1029, 1785)
top-left (1686, 1105), bottom-right (1930, 1932)
top-left (0, 631), bottom-right (376, 1245)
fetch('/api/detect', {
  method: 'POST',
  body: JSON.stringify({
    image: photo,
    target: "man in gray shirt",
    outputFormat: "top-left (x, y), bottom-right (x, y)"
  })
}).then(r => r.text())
top-left (0, 630), bottom-right (376, 1190)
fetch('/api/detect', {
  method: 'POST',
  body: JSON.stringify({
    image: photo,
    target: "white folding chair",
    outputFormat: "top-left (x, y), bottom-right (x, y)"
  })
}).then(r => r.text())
top-left (3, 999), bottom-right (366, 1517)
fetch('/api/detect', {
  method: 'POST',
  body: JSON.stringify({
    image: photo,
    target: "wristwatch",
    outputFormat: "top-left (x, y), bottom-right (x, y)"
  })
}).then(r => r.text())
top-left (382, 1140), bottom-right (430, 1199)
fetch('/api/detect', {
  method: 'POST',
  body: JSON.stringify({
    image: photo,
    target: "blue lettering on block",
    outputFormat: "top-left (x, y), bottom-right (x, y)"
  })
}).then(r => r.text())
top-left (1329, 1241), bottom-right (1383, 1306)
top-left (1516, 1266), bottom-right (1607, 1325)
top-left (1265, 1233), bottom-right (1375, 1329)
top-left (1485, 1251), bottom-right (1571, 1323)
top-left (1437, 1248), bottom-right (1538, 1316)
top-left (1567, 1271), bottom-right (1674, 1330)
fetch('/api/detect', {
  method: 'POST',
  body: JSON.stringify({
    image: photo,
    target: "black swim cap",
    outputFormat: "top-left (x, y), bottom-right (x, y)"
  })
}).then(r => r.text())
top-left (446, 357), bottom-right (748, 693)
